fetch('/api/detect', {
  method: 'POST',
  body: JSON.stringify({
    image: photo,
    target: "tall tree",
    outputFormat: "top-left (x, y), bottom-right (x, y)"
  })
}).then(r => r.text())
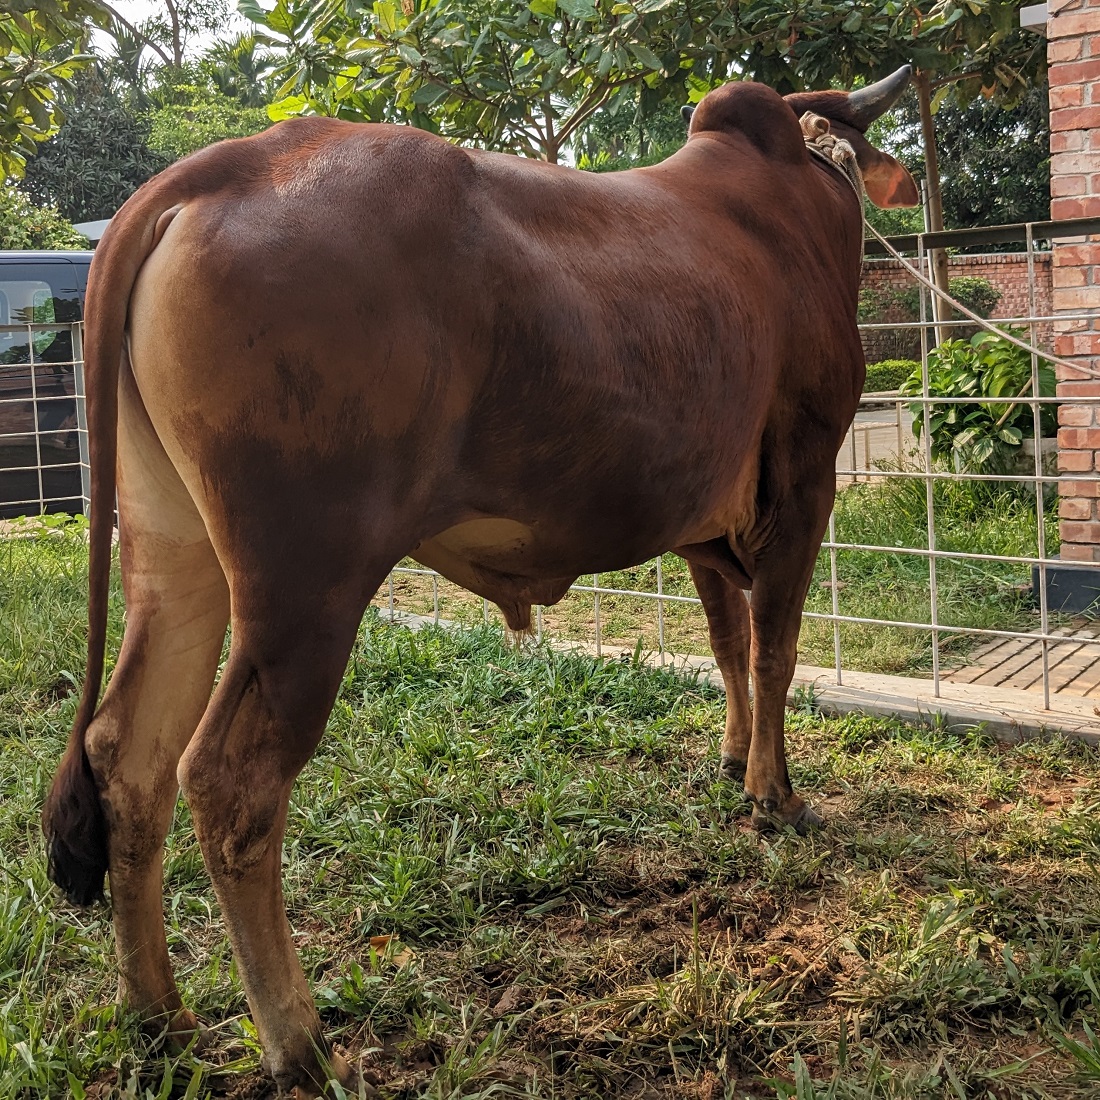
top-left (99, 0), bottom-right (232, 70)
top-left (150, 0), bottom-right (232, 69)
top-left (18, 68), bottom-right (167, 221)
top-left (0, 0), bottom-right (107, 177)
top-left (885, 82), bottom-right (1050, 230)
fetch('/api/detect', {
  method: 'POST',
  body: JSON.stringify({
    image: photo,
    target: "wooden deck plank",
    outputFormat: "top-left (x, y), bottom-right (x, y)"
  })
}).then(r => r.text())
top-left (960, 640), bottom-right (1052, 687)
top-left (1004, 640), bottom-right (1092, 691)
top-left (943, 637), bottom-right (1033, 684)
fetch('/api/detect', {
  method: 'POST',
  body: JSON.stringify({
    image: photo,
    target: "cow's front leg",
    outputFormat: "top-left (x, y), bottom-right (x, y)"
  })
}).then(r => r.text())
top-left (686, 560), bottom-right (752, 782)
top-left (744, 554), bottom-right (824, 833)
top-left (178, 602), bottom-right (366, 1096)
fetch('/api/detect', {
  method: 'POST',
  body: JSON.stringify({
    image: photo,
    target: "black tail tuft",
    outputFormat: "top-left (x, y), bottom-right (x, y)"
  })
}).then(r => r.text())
top-left (42, 730), bottom-right (108, 906)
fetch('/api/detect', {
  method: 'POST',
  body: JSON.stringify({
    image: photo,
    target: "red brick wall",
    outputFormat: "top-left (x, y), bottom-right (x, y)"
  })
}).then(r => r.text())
top-left (860, 253), bottom-right (1053, 365)
top-left (1050, 0), bottom-right (1100, 562)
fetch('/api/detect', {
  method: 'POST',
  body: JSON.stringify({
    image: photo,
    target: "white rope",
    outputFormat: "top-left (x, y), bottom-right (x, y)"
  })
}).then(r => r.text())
top-left (801, 119), bottom-right (1100, 382)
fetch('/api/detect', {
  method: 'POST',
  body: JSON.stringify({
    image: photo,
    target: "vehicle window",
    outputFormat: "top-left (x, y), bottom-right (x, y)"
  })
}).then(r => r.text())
top-left (0, 261), bottom-right (86, 516)
top-left (0, 272), bottom-right (78, 365)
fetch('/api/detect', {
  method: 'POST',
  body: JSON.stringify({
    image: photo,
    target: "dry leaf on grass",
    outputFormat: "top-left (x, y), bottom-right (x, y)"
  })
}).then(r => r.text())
top-left (369, 934), bottom-right (415, 968)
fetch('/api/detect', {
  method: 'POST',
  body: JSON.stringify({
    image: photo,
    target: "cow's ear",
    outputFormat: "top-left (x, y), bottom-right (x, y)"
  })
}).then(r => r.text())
top-left (820, 121), bottom-right (919, 208)
top-left (861, 147), bottom-right (919, 208)
top-left (681, 104), bottom-right (694, 127)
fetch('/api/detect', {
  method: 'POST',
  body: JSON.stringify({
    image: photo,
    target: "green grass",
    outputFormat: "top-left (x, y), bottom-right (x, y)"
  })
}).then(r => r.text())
top-left (3, 522), bottom-right (1100, 1098)
top-left (379, 476), bottom-right (1057, 679)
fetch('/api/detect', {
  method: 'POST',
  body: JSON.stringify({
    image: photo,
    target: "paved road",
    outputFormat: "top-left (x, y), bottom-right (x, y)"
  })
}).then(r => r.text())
top-left (837, 400), bottom-right (917, 485)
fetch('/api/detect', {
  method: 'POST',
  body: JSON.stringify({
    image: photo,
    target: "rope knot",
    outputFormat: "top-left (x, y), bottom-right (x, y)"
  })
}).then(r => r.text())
top-left (799, 111), bottom-right (859, 175)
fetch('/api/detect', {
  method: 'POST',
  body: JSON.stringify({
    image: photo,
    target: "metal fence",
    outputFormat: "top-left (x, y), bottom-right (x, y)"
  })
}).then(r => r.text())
top-left (0, 321), bottom-right (89, 520)
top-left (5, 220), bottom-right (1100, 716)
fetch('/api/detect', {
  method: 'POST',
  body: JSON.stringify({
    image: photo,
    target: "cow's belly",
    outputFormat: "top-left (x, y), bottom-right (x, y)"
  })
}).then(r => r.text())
top-left (410, 511), bottom-right (728, 631)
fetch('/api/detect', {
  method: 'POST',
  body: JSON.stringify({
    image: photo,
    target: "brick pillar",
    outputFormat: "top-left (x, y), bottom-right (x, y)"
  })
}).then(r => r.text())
top-left (1051, 0), bottom-right (1100, 563)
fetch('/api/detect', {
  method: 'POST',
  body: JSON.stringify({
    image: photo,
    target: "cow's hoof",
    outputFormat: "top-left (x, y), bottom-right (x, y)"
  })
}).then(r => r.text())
top-left (141, 1007), bottom-right (207, 1054)
top-left (719, 754), bottom-right (747, 782)
top-left (749, 794), bottom-right (824, 834)
top-left (283, 1049), bottom-right (373, 1099)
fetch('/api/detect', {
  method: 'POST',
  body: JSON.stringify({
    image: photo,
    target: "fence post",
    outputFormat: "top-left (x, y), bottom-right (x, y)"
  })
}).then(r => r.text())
top-left (1049, 0), bottom-right (1100, 607)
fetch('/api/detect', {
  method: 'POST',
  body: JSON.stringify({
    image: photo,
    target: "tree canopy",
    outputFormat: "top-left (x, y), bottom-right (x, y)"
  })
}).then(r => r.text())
top-left (241, 0), bottom-right (715, 162)
top-left (888, 82), bottom-right (1050, 229)
top-left (241, 0), bottom-right (1049, 164)
top-left (0, 0), bottom-right (107, 177)
top-left (18, 69), bottom-right (168, 222)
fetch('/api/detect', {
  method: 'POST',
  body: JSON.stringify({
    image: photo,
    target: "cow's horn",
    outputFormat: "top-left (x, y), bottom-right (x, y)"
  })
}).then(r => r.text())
top-left (681, 104), bottom-right (694, 125)
top-left (846, 64), bottom-right (913, 129)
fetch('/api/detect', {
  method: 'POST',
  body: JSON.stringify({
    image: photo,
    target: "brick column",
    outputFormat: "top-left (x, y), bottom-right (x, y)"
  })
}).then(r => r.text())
top-left (1051, 0), bottom-right (1100, 566)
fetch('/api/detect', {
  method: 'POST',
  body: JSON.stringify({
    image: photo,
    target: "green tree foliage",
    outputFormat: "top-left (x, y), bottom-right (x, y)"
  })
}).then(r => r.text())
top-left (147, 88), bottom-right (271, 159)
top-left (90, 23), bottom-right (275, 164)
top-left (0, 0), bottom-right (107, 177)
top-left (18, 70), bottom-right (167, 222)
top-left (576, 90), bottom-right (684, 168)
top-left (204, 32), bottom-right (274, 106)
top-left (737, 0), bottom-right (1045, 105)
top-left (885, 84), bottom-right (1050, 229)
top-left (242, 0), bottom-right (716, 162)
top-left (99, 16), bottom-right (157, 107)
top-left (0, 185), bottom-right (87, 248)
top-left (240, 0), bottom-right (1048, 165)
top-left (99, 0), bottom-right (232, 70)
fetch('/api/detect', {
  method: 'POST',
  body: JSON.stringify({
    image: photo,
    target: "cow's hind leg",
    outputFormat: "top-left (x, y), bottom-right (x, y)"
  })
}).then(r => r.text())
top-left (178, 576), bottom-right (375, 1094)
top-left (687, 561), bottom-right (752, 782)
top-left (85, 363), bottom-right (230, 1036)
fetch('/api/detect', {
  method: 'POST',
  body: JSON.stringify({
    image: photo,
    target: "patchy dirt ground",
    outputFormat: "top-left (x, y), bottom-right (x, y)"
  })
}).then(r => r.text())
top-left (4, 527), bottom-right (1100, 1098)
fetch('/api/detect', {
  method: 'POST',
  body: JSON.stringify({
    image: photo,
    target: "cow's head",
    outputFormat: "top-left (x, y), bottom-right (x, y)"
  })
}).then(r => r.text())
top-left (681, 67), bottom-right (919, 209)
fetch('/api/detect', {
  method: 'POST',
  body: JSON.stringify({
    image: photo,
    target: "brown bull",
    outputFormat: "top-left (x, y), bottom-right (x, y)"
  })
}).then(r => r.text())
top-left (43, 70), bottom-right (917, 1093)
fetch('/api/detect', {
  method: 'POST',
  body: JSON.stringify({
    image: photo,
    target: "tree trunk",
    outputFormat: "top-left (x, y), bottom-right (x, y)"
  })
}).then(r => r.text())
top-left (167, 0), bottom-right (184, 69)
top-left (915, 69), bottom-right (950, 345)
top-left (543, 97), bottom-right (558, 164)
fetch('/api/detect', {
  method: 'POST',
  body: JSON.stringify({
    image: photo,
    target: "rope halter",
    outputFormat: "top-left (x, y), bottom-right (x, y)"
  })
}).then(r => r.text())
top-left (799, 111), bottom-right (866, 264)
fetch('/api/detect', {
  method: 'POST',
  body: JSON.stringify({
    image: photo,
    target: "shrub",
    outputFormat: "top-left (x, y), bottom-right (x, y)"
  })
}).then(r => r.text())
top-left (864, 359), bottom-right (918, 392)
top-left (0, 187), bottom-right (87, 249)
top-left (148, 90), bottom-right (271, 161)
top-left (899, 330), bottom-right (1055, 472)
top-left (949, 275), bottom-right (1002, 319)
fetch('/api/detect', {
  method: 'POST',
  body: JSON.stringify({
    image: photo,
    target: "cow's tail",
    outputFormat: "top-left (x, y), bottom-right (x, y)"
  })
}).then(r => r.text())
top-left (42, 190), bottom-right (185, 906)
